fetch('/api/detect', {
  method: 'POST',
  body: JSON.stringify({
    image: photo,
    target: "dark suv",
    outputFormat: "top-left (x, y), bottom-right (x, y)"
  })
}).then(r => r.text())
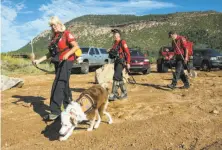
top-left (193, 49), bottom-right (222, 71)
top-left (129, 49), bottom-right (151, 74)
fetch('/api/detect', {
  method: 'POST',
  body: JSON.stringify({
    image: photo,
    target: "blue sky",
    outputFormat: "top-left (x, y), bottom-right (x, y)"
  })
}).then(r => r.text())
top-left (1, 0), bottom-right (222, 52)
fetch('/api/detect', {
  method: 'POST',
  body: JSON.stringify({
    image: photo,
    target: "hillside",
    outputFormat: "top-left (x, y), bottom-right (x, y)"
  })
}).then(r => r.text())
top-left (14, 11), bottom-right (222, 57)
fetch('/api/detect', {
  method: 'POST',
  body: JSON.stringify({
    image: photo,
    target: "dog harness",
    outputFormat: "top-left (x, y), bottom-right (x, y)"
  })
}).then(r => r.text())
top-left (76, 94), bottom-right (96, 113)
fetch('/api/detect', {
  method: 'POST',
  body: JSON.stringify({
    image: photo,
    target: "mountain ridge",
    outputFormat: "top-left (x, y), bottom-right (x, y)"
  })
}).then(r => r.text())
top-left (13, 11), bottom-right (222, 57)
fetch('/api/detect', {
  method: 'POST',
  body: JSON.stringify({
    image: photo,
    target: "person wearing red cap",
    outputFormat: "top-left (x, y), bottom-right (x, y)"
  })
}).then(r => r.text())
top-left (108, 29), bottom-right (131, 101)
top-left (167, 31), bottom-right (190, 89)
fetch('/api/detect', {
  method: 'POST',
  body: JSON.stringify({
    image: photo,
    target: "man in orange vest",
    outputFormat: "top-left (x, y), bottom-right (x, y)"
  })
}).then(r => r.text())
top-left (167, 31), bottom-right (190, 89)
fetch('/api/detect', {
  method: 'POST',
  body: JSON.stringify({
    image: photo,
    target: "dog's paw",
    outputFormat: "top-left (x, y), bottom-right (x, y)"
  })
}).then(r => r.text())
top-left (94, 123), bottom-right (100, 129)
top-left (59, 136), bottom-right (67, 141)
top-left (87, 128), bottom-right (93, 131)
top-left (108, 120), bottom-right (113, 124)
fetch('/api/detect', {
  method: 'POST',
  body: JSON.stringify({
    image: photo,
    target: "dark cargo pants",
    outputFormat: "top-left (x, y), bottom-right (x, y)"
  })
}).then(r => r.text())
top-left (113, 62), bottom-right (124, 81)
top-left (50, 60), bottom-right (73, 115)
top-left (172, 56), bottom-right (189, 86)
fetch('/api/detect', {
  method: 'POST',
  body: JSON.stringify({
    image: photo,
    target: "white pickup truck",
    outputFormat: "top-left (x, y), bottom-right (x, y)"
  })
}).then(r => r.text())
top-left (73, 47), bottom-right (111, 74)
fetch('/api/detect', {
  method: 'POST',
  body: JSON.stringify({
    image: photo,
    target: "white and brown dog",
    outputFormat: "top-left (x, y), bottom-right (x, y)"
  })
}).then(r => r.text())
top-left (59, 84), bottom-right (113, 141)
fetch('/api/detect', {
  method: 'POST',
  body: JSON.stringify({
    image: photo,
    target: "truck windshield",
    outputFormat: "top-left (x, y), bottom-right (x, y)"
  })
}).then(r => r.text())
top-left (100, 49), bottom-right (108, 54)
top-left (130, 50), bottom-right (143, 56)
top-left (81, 48), bottom-right (89, 54)
top-left (210, 49), bottom-right (222, 56)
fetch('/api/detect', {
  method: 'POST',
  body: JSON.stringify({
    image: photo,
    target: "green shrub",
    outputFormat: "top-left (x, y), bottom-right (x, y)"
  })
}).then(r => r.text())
top-left (1, 55), bottom-right (54, 75)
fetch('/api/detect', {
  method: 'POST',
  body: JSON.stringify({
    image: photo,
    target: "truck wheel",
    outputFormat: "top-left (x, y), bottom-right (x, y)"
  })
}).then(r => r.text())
top-left (161, 63), bottom-right (168, 73)
top-left (157, 59), bottom-right (162, 72)
top-left (201, 61), bottom-right (210, 71)
top-left (195, 67), bottom-right (200, 70)
top-left (80, 62), bottom-right (89, 74)
top-left (142, 67), bottom-right (151, 75)
top-left (105, 59), bottom-right (109, 64)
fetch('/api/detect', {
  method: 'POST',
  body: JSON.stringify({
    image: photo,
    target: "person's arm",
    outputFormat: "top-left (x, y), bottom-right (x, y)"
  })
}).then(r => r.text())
top-left (63, 40), bottom-right (79, 60)
top-left (122, 40), bottom-right (131, 69)
top-left (172, 41), bottom-right (176, 54)
top-left (63, 31), bottom-right (80, 60)
top-left (122, 41), bottom-right (130, 64)
top-left (181, 37), bottom-right (188, 63)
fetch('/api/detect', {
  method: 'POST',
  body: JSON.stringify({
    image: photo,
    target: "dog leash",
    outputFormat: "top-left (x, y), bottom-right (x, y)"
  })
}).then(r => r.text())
top-left (123, 64), bottom-right (136, 84)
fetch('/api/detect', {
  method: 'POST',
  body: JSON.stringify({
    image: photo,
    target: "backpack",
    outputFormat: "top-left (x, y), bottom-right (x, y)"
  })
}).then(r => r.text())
top-left (109, 40), bottom-right (127, 62)
top-left (185, 37), bottom-right (193, 56)
top-left (182, 36), bottom-right (193, 56)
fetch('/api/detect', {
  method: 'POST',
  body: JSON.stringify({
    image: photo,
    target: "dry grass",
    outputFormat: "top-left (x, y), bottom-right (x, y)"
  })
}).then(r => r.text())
top-left (1, 55), bottom-right (54, 75)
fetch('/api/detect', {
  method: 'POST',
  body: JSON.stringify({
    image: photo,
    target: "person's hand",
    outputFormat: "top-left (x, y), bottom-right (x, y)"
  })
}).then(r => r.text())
top-left (127, 63), bottom-right (130, 70)
top-left (63, 53), bottom-right (70, 60)
top-left (107, 48), bottom-right (111, 52)
top-left (184, 57), bottom-right (188, 64)
top-left (169, 55), bottom-right (173, 60)
top-left (32, 59), bottom-right (41, 65)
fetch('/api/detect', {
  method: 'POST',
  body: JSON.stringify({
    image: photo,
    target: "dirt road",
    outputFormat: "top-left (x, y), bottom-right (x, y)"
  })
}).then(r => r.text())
top-left (2, 66), bottom-right (222, 150)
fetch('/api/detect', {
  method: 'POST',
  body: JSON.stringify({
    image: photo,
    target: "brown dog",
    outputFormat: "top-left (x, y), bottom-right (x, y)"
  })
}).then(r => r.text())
top-left (59, 84), bottom-right (112, 141)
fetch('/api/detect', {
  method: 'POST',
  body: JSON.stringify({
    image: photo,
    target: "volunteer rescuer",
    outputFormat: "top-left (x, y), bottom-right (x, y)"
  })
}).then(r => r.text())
top-left (108, 29), bottom-right (131, 101)
top-left (32, 16), bottom-right (80, 121)
top-left (167, 31), bottom-right (190, 89)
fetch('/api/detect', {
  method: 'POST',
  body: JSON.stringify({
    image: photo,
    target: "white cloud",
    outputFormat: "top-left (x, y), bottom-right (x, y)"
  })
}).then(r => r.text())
top-left (1, 3), bottom-right (28, 52)
top-left (1, 0), bottom-right (176, 52)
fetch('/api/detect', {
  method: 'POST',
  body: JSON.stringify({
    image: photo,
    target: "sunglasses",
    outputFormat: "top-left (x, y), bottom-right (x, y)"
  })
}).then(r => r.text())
top-left (50, 24), bottom-right (57, 27)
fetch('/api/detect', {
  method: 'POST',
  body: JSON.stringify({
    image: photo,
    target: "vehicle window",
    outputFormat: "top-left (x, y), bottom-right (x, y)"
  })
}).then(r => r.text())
top-left (89, 48), bottom-right (95, 55)
top-left (94, 48), bottom-right (100, 55)
top-left (194, 51), bottom-right (201, 56)
top-left (130, 50), bottom-right (143, 56)
top-left (210, 49), bottom-right (221, 56)
top-left (81, 48), bottom-right (89, 54)
top-left (100, 49), bottom-right (108, 54)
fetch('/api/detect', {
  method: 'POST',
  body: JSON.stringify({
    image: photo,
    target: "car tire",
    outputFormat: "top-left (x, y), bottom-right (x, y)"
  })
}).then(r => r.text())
top-left (80, 62), bottom-right (89, 74)
top-left (105, 59), bottom-right (109, 64)
top-left (201, 61), bottom-right (210, 71)
top-left (157, 59), bottom-right (162, 72)
top-left (142, 67), bottom-right (151, 75)
top-left (161, 62), bottom-right (168, 73)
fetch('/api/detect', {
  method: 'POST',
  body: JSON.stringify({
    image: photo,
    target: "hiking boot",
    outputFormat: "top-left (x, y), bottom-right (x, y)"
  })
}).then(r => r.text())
top-left (119, 81), bottom-right (127, 100)
top-left (109, 81), bottom-right (119, 101)
top-left (167, 84), bottom-right (176, 89)
top-left (180, 84), bottom-right (190, 89)
top-left (43, 113), bottom-right (59, 121)
top-left (119, 93), bottom-right (127, 100)
top-left (109, 94), bottom-right (119, 101)
top-left (180, 74), bottom-right (190, 89)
